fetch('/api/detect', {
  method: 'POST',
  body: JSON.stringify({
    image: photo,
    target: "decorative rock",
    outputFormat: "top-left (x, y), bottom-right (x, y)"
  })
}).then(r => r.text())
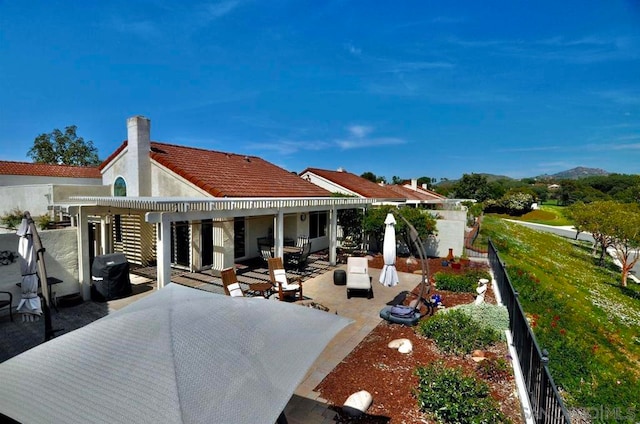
top-left (398, 340), bottom-right (413, 354)
top-left (388, 338), bottom-right (410, 349)
top-left (471, 350), bottom-right (486, 362)
top-left (343, 390), bottom-right (373, 417)
top-left (388, 338), bottom-right (413, 354)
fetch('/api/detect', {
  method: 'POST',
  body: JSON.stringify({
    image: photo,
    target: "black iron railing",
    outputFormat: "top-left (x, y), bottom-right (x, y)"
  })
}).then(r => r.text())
top-left (488, 239), bottom-right (571, 424)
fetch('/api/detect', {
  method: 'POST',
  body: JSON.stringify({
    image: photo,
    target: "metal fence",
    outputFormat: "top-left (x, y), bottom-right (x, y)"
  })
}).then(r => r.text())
top-left (488, 239), bottom-right (571, 424)
top-left (464, 216), bottom-right (487, 258)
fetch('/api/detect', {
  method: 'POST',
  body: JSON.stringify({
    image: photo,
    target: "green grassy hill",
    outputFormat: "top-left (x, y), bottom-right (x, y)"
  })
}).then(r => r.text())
top-left (480, 216), bottom-right (639, 414)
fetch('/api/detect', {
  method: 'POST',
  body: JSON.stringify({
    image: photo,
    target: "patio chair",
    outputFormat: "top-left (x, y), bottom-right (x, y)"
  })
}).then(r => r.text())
top-left (268, 257), bottom-right (303, 301)
top-left (0, 290), bottom-right (13, 322)
top-left (346, 257), bottom-right (373, 299)
top-left (221, 268), bottom-right (245, 297)
top-left (296, 235), bottom-right (309, 248)
top-left (259, 244), bottom-right (273, 264)
top-left (286, 241), bottom-right (312, 271)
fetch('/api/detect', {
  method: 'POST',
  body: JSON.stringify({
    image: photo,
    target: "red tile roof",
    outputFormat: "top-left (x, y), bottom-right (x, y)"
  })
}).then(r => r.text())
top-left (145, 142), bottom-right (331, 197)
top-left (0, 160), bottom-right (101, 179)
top-left (300, 168), bottom-right (405, 200)
top-left (386, 184), bottom-right (447, 201)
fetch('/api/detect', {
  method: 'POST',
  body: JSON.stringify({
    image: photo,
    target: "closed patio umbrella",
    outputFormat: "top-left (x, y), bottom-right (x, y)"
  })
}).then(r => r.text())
top-left (0, 283), bottom-right (352, 424)
top-left (15, 216), bottom-right (41, 321)
top-left (379, 213), bottom-right (399, 287)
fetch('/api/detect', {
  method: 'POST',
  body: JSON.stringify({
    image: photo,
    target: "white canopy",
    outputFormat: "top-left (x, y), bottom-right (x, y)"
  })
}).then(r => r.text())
top-left (0, 284), bottom-right (352, 424)
top-left (15, 218), bottom-right (41, 318)
top-left (379, 213), bottom-right (400, 287)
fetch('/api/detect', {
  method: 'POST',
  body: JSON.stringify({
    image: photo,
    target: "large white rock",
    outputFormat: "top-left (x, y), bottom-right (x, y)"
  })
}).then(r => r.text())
top-left (388, 338), bottom-right (413, 354)
top-left (343, 390), bottom-right (373, 417)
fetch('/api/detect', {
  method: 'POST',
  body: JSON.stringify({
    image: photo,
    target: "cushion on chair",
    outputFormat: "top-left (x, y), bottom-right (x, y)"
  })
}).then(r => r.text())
top-left (273, 269), bottom-right (299, 291)
top-left (347, 273), bottom-right (371, 289)
top-left (227, 283), bottom-right (244, 297)
top-left (349, 266), bottom-right (367, 274)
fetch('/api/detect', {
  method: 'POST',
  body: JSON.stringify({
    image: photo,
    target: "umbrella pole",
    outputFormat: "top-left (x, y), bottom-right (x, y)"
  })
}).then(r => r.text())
top-left (394, 212), bottom-right (431, 311)
top-left (24, 212), bottom-right (55, 341)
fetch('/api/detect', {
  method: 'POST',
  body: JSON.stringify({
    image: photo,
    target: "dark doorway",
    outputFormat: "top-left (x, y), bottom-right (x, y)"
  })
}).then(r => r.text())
top-left (234, 218), bottom-right (245, 259)
top-left (88, 222), bottom-right (96, 267)
top-left (171, 221), bottom-right (190, 267)
top-left (202, 219), bottom-right (213, 267)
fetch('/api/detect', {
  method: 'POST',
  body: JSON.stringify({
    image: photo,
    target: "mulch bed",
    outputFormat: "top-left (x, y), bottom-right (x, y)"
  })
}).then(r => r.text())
top-left (314, 256), bottom-right (523, 424)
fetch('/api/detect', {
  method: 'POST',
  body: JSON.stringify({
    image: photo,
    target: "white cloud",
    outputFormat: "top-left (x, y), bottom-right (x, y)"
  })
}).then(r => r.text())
top-left (336, 137), bottom-right (406, 149)
top-left (344, 42), bottom-right (362, 56)
top-left (347, 125), bottom-right (372, 139)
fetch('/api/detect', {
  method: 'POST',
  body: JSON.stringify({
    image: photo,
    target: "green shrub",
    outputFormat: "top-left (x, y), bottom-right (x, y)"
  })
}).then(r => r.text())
top-left (450, 303), bottom-right (509, 340)
top-left (415, 361), bottom-right (509, 423)
top-left (36, 214), bottom-right (53, 230)
top-left (476, 357), bottom-right (511, 383)
top-left (417, 309), bottom-right (501, 355)
top-left (433, 269), bottom-right (492, 293)
top-left (433, 272), bottom-right (476, 293)
top-left (0, 208), bottom-right (24, 230)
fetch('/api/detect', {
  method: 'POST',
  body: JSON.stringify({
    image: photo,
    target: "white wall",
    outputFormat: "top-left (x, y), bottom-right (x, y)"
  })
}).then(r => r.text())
top-left (0, 175), bottom-right (102, 186)
top-left (437, 210), bottom-right (467, 222)
top-left (425, 219), bottom-right (465, 258)
top-left (300, 172), bottom-right (360, 196)
top-left (0, 185), bottom-right (52, 217)
top-left (0, 228), bottom-right (79, 316)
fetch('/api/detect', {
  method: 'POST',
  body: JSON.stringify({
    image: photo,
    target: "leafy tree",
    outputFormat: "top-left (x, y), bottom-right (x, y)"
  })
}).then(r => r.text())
top-left (337, 208), bottom-right (363, 244)
top-left (363, 206), bottom-right (437, 255)
top-left (28, 125), bottom-right (101, 166)
top-left (417, 176), bottom-right (436, 189)
top-left (391, 175), bottom-right (403, 185)
top-left (607, 203), bottom-right (640, 287)
top-left (360, 171), bottom-right (377, 183)
top-left (454, 173), bottom-right (492, 202)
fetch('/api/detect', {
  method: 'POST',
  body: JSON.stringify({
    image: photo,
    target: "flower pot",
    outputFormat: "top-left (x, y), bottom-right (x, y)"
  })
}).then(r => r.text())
top-left (451, 262), bottom-right (461, 270)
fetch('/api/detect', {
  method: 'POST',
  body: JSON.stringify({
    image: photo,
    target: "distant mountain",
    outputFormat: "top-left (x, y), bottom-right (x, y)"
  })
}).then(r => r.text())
top-left (539, 167), bottom-right (610, 180)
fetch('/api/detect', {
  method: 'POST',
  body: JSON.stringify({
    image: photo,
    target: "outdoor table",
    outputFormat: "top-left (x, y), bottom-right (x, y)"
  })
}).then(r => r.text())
top-left (247, 282), bottom-right (273, 298)
top-left (16, 276), bottom-right (63, 312)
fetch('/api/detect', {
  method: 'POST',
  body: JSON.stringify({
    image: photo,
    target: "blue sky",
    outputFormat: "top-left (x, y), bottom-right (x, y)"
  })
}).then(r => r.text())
top-left (1, 1), bottom-right (639, 180)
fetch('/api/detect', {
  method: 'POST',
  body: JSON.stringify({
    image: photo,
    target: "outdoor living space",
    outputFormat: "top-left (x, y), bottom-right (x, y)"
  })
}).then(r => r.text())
top-left (0, 252), bottom-right (422, 423)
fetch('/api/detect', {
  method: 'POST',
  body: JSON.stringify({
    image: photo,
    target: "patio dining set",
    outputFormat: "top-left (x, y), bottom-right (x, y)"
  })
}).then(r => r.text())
top-left (257, 235), bottom-right (313, 272)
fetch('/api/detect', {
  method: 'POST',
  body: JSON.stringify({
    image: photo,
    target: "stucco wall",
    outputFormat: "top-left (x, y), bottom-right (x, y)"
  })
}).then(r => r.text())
top-left (425, 219), bottom-right (465, 258)
top-left (152, 164), bottom-right (209, 197)
top-left (0, 228), bottom-right (79, 315)
top-left (0, 175), bottom-right (101, 186)
top-left (100, 149), bottom-right (128, 195)
top-left (0, 185), bottom-right (52, 217)
top-left (437, 210), bottom-right (467, 222)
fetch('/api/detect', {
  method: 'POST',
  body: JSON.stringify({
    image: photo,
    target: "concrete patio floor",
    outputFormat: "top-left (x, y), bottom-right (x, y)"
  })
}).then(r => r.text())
top-left (0, 264), bottom-right (423, 423)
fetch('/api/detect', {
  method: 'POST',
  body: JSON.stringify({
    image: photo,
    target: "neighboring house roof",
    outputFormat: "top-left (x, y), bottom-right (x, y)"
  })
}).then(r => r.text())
top-left (0, 160), bottom-right (101, 179)
top-left (386, 184), bottom-right (446, 202)
top-left (103, 141), bottom-right (332, 197)
top-left (300, 167), bottom-right (405, 200)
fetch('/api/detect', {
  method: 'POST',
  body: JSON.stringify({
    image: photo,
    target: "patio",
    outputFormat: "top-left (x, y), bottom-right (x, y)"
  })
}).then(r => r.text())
top-left (0, 254), bottom-right (422, 423)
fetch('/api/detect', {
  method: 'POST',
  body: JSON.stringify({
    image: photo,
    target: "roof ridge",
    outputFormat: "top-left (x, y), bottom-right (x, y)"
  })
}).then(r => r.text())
top-left (150, 141), bottom-right (261, 159)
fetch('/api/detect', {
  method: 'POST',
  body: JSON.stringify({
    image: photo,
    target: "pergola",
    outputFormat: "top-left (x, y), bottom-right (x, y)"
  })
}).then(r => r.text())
top-left (69, 196), bottom-right (375, 299)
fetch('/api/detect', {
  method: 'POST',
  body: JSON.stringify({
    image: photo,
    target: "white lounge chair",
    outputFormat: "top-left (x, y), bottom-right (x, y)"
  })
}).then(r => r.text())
top-left (346, 257), bottom-right (373, 299)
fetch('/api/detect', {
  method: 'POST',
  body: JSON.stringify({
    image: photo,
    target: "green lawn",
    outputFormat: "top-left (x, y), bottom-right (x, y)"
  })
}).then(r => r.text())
top-left (487, 204), bottom-right (573, 226)
top-left (481, 216), bottom-right (639, 414)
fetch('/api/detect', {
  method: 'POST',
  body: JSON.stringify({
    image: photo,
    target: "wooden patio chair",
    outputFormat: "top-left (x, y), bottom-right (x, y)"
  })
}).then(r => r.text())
top-left (221, 268), bottom-right (245, 297)
top-left (268, 257), bottom-right (303, 301)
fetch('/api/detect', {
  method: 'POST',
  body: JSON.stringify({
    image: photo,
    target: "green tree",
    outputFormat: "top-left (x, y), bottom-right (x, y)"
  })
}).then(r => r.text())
top-left (363, 206), bottom-right (436, 255)
top-left (28, 125), bottom-right (101, 166)
top-left (454, 173), bottom-right (492, 202)
top-left (360, 171), bottom-right (377, 183)
top-left (417, 176), bottom-right (436, 190)
top-left (391, 175), bottom-right (403, 185)
top-left (608, 203), bottom-right (640, 287)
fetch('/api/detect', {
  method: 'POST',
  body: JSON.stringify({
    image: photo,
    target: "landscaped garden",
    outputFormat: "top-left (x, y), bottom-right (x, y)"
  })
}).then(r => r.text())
top-left (481, 216), bottom-right (640, 420)
top-left (316, 259), bottom-right (524, 423)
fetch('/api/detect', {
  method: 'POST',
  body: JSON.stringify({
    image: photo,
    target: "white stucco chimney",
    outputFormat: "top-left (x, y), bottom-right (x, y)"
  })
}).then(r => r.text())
top-left (422, 183), bottom-right (428, 190)
top-left (411, 179), bottom-right (417, 190)
top-left (127, 115), bottom-right (151, 197)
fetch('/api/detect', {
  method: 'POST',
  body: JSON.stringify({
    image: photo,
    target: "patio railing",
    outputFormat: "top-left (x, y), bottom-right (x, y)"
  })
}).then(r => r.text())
top-left (488, 239), bottom-right (571, 424)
